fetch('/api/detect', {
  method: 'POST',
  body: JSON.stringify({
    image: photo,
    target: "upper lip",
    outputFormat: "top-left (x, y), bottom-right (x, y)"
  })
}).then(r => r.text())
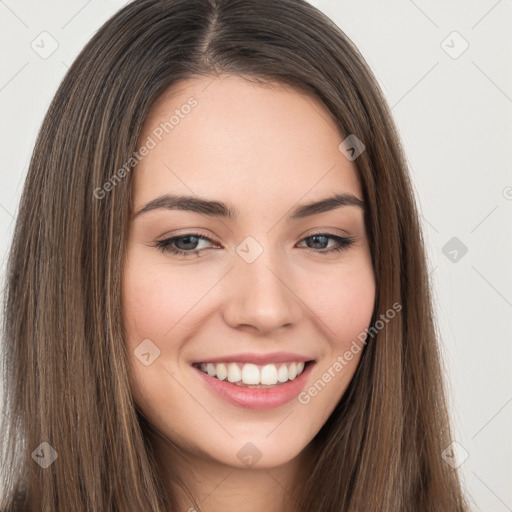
top-left (191, 352), bottom-right (315, 365)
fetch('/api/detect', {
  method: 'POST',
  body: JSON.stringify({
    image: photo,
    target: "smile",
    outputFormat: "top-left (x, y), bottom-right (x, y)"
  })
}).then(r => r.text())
top-left (193, 361), bottom-right (308, 387)
top-left (191, 360), bottom-right (316, 409)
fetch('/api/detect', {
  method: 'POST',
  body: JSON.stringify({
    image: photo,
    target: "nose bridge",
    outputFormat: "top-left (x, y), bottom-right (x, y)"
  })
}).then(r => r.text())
top-left (223, 236), bottom-right (299, 332)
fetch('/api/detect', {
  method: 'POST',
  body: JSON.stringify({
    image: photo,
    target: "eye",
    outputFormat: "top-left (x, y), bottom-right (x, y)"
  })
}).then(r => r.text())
top-left (154, 232), bottom-right (218, 257)
top-left (153, 232), bottom-right (356, 257)
top-left (298, 232), bottom-right (356, 254)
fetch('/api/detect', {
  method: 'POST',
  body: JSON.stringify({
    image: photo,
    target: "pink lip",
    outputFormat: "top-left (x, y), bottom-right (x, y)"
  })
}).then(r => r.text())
top-left (192, 360), bottom-right (316, 409)
top-left (191, 351), bottom-right (314, 365)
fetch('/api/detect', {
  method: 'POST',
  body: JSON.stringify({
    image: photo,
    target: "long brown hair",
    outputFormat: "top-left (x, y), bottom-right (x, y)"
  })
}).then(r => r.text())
top-left (0, 0), bottom-right (471, 510)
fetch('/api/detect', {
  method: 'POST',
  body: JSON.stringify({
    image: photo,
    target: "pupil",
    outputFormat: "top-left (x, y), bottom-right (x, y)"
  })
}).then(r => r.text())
top-left (309, 235), bottom-right (328, 249)
top-left (177, 236), bottom-right (198, 250)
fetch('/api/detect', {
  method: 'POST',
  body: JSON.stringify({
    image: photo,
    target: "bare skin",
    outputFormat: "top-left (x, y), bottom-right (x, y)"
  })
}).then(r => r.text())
top-left (122, 74), bottom-right (375, 512)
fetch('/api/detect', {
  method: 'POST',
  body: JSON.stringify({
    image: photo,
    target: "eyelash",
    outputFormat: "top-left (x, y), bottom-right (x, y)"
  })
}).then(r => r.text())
top-left (154, 231), bottom-right (356, 257)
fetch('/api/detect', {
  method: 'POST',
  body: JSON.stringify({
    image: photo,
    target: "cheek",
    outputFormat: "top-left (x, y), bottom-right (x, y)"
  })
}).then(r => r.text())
top-left (122, 270), bottom-right (166, 346)
top-left (122, 255), bottom-right (213, 345)
top-left (333, 278), bottom-right (375, 343)
top-left (295, 265), bottom-right (375, 428)
top-left (302, 260), bottom-right (376, 347)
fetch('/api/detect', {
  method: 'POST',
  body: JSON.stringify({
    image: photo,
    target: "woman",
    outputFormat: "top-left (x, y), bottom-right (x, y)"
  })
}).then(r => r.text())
top-left (0, 0), bottom-right (471, 510)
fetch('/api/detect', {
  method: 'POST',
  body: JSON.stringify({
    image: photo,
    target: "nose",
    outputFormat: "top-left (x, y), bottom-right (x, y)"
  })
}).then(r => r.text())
top-left (222, 250), bottom-right (301, 335)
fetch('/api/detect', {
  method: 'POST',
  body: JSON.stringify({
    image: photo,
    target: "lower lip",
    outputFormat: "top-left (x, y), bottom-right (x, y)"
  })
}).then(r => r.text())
top-left (192, 362), bottom-right (315, 409)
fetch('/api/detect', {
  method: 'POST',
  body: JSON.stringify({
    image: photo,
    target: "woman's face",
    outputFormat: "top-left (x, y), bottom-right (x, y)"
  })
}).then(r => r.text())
top-left (122, 74), bottom-right (375, 470)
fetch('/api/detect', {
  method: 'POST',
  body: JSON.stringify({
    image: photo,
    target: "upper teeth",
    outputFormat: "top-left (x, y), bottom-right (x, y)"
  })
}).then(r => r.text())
top-left (199, 361), bottom-right (306, 385)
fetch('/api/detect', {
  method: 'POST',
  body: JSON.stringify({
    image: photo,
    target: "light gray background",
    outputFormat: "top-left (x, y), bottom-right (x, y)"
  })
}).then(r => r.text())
top-left (0, 1), bottom-right (511, 510)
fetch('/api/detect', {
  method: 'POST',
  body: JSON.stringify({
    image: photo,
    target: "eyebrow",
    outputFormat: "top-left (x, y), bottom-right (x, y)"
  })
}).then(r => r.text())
top-left (133, 192), bottom-right (365, 220)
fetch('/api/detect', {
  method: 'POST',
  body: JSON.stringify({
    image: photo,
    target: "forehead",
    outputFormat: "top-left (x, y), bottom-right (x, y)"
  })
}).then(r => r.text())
top-left (133, 74), bottom-right (363, 209)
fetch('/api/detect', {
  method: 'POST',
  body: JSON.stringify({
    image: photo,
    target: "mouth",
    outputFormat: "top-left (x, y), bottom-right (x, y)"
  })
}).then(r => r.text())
top-left (191, 359), bottom-right (315, 388)
top-left (191, 358), bottom-right (316, 409)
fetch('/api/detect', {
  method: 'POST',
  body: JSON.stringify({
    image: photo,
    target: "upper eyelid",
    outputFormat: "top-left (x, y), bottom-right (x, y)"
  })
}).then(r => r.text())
top-left (161, 227), bottom-right (353, 242)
